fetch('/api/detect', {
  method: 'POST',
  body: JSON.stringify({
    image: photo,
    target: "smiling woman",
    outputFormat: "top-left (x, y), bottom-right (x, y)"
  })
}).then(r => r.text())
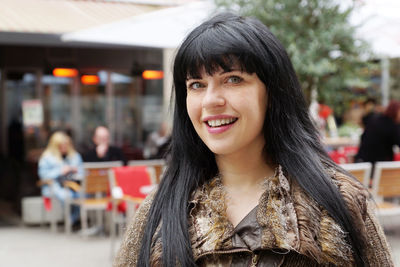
top-left (114, 13), bottom-right (393, 267)
top-left (186, 69), bottom-right (267, 157)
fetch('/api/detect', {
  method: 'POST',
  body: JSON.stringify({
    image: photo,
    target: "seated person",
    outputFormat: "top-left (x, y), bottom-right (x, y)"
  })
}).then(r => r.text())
top-left (38, 131), bottom-right (83, 223)
top-left (143, 122), bottom-right (171, 159)
top-left (83, 126), bottom-right (126, 164)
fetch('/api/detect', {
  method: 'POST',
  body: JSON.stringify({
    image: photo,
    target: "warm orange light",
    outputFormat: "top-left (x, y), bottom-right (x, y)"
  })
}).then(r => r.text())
top-left (81, 75), bottom-right (100, 85)
top-left (53, 68), bottom-right (78, 77)
top-left (142, 70), bottom-right (163, 80)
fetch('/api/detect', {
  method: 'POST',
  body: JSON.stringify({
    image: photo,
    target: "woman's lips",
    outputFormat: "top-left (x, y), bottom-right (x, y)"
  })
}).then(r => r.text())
top-left (203, 116), bottom-right (238, 134)
top-left (206, 122), bottom-right (236, 134)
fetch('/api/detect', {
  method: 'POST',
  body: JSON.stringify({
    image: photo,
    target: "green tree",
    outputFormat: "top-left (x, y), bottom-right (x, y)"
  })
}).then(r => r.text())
top-left (215, 0), bottom-right (376, 115)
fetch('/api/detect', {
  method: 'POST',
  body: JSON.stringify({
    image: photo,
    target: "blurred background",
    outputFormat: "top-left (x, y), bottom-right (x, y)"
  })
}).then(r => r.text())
top-left (0, 0), bottom-right (400, 266)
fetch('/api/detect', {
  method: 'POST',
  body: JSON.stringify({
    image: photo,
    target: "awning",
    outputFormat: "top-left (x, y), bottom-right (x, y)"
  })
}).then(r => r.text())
top-left (62, 0), bottom-right (400, 57)
top-left (0, 0), bottom-right (163, 34)
top-left (62, 1), bottom-right (216, 49)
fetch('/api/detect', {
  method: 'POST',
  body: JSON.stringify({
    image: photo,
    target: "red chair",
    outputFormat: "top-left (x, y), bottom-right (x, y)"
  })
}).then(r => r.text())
top-left (112, 166), bottom-right (153, 200)
top-left (342, 146), bottom-right (359, 163)
top-left (343, 146), bottom-right (358, 155)
top-left (328, 150), bottom-right (348, 164)
top-left (108, 165), bottom-right (156, 256)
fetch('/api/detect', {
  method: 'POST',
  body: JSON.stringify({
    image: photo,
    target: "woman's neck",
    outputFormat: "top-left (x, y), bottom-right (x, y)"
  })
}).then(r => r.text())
top-left (216, 146), bottom-right (277, 227)
top-left (216, 148), bottom-right (276, 190)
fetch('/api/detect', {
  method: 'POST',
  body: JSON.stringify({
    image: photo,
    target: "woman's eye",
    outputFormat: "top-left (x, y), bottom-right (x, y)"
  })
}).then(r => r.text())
top-left (188, 82), bottom-right (203, 90)
top-left (227, 76), bottom-right (243, 84)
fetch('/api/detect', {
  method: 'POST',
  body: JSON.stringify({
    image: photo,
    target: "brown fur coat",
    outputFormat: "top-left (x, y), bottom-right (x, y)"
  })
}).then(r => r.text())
top-left (114, 168), bottom-right (393, 266)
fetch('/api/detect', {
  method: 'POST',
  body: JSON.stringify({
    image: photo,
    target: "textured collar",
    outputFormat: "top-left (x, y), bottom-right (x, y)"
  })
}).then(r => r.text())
top-left (188, 167), bottom-right (358, 265)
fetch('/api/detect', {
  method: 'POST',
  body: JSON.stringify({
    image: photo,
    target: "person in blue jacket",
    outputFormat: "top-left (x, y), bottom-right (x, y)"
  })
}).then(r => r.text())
top-left (38, 131), bottom-right (83, 223)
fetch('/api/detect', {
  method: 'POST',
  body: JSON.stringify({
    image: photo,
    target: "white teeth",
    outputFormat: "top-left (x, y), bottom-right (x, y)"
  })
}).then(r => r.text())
top-left (207, 118), bottom-right (236, 127)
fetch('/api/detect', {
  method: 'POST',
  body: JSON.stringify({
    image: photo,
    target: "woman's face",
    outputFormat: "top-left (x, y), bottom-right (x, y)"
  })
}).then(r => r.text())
top-left (58, 142), bottom-right (69, 155)
top-left (186, 67), bottom-right (267, 156)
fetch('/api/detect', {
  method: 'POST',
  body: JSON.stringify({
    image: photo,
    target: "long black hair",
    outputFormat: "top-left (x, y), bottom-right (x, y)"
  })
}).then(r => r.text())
top-left (138, 12), bottom-right (367, 266)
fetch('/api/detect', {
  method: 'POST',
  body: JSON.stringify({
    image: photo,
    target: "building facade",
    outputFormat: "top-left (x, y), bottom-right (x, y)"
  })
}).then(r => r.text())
top-left (0, 0), bottom-right (181, 203)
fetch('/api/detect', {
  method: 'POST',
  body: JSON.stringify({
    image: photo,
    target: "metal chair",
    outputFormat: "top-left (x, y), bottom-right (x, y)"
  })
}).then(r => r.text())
top-left (371, 161), bottom-right (400, 230)
top-left (108, 165), bottom-right (156, 257)
top-left (128, 159), bottom-right (166, 184)
top-left (339, 162), bottom-right (372, 187)
top-left (64, 161), bottom-right (123, 235)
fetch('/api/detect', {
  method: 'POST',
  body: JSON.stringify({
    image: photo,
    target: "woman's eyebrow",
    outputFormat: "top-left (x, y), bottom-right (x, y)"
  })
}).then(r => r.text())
top-left (220, 68), bottom-right (241, 74)
top-left (186, 76), bottom-right (201, 81)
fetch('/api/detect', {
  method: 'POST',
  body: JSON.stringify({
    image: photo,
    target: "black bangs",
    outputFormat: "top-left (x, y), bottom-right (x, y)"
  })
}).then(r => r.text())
top-left (186, 54), bottom-right (252, 80)
top-left (175, 16), bottom-right (260, 83)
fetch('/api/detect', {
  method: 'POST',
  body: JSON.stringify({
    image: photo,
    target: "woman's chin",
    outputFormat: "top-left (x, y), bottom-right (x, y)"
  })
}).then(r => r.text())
top-left (207, 145), bottom-right (236, 156)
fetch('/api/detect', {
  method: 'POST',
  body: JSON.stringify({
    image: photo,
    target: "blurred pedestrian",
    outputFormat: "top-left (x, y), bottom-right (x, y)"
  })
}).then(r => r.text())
top-left (38, 131), bottom-right (83, 223)
top-left (355, 100), bottom-right (400, 163)
top-left (361, 97), bottom-right (378, 128)
top-left (83, 126), bottom-right (126, 164)
top-left (115, 13), bottom-right (393, 267)
top-left (143, 122), bottom-right (170, 159)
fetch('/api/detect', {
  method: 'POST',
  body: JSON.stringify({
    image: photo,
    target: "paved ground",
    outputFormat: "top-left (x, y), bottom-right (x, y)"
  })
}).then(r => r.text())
top-left (0, 200), bottom-right (122, 267)
top-left (1, 199), bottom-right (400, 267)
top-left (387, 234), bottom-right (400, 266)
top-left (0, 225), bottom-right (400, 267)
top-left (0, 226), bottom-right (120, 267)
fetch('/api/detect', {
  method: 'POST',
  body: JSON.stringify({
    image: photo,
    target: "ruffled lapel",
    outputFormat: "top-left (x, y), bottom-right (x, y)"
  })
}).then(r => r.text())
top-left (256, 166), bottom-right (300, 251)
top-left (189, 166), bottom-right (300, 260)
top-left (188, 167), bottom-right (354, 265)
top-left (189, 178), bottom-right (235, 257)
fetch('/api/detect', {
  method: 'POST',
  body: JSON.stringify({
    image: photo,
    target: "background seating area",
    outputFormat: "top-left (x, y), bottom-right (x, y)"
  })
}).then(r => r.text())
top-left (341, 161), bottom-right (400, 231)
top-left (339, 162), bottom-right (372, 187)
top-left (64, 161), bottom-right (123, 235)
top-left (22, 159), bottom-right (165, 242)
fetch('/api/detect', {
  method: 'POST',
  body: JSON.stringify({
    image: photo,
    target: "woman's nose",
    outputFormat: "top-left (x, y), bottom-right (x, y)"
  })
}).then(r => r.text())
top-left (202, 84), bottom-right (225, 109)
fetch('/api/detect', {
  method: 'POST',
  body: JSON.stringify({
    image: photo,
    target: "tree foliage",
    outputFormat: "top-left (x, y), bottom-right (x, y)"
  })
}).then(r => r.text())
top-left (215, 0), bottom-right (376, 115)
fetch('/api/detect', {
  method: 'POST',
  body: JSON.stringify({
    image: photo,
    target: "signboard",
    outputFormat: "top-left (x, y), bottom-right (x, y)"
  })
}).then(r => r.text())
top-left (22, 99), bottom-right (44, 127)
